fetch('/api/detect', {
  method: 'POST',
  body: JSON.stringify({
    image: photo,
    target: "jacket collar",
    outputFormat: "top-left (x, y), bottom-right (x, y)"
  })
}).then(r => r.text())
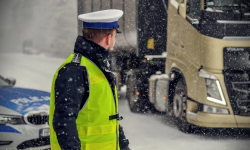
top-left (74, 35), bottom-right (110, 71)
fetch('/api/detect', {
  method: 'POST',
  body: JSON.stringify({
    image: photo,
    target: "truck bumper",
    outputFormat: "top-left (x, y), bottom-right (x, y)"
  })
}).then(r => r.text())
top-left (235, 116), bottom-right (250, 128)
top-left (187, 112), bottom-right (250, 128)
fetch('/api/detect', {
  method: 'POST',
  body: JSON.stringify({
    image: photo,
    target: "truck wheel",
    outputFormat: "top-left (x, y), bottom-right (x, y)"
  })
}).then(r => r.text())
top-left (127, 75), bottom-right (142, 113)
top-left (173, 79), bottom-right (193, 133)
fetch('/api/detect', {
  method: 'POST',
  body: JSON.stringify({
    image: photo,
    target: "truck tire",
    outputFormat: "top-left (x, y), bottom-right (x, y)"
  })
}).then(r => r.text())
top-left (173, 79), bottom-right (193, 133)
top-left (126, 75), bottom-right (142, 113)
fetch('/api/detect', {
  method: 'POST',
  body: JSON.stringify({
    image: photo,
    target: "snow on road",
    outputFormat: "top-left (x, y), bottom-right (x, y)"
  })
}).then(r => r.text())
top-left (0, 52), bottom-right (250, 150)
top-left (119, 96), bottom-right (250, 150)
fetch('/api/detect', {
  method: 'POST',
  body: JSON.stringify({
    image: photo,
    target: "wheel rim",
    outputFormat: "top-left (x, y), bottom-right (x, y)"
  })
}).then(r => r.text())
top-left (173, 94), bottom-right (183, 118)
top-left (173, 80), bottom-right (187, 120)
top-left (173, 80), bottom-right (192, 133)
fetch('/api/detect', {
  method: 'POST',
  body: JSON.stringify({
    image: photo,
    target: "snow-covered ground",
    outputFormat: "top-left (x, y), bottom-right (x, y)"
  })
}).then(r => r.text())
top-left (0, 52), bottom-right (65, 92)
top-left (0, 52), bottom-right (250, 150)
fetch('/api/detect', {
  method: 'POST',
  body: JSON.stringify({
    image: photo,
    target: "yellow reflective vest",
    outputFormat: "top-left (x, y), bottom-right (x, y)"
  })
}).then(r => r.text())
top-left (49, 54), bottom-right (120, 150)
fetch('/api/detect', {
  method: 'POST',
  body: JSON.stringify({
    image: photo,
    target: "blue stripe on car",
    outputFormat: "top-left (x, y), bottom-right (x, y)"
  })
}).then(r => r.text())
top-left (0, 87), bottom-right (50, 115)
top-left (0, 126), bottom-right (21, 134)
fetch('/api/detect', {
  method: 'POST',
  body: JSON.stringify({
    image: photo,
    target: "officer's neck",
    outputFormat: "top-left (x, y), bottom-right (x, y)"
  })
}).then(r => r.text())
top-left (89, 39), bottom-right (109, 52)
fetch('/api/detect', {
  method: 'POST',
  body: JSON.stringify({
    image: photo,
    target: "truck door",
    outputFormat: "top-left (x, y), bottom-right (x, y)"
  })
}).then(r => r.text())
top-left (167, 0), bottom-right (183, 56)
top-left (168, 0), bottom-right (201, 100)
top-left (179, 0), bottom-right (201, 66)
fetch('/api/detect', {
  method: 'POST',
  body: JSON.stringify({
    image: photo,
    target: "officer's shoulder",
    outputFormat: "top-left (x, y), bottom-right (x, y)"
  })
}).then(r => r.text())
top-left (58, 63), bottom-right (86, 76)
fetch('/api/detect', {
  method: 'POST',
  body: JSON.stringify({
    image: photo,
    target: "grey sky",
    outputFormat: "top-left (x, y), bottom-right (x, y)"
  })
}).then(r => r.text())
top-left (0, 0), bottom-right (77, 58)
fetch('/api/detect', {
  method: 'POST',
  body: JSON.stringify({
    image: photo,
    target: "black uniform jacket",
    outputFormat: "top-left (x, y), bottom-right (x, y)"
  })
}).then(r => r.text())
top-left (52, 36), bottom-right (117, 149)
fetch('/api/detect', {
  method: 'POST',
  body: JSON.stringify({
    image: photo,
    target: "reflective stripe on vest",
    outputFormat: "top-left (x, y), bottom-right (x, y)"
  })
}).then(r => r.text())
top-left (51, 124), bottom-right (116, 136)
top-left (49, 54), bottom-right (119, 150)
top-left (51, 141), bottom-right (116, 150)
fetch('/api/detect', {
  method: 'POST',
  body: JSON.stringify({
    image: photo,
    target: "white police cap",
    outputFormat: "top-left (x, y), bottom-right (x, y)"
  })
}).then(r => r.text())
top-left (78, 9), bottom-right (124, 33)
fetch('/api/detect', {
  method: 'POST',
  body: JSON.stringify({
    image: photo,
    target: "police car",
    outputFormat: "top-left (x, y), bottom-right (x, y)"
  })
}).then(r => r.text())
top-left (0, 75), bottom-right (51, 150)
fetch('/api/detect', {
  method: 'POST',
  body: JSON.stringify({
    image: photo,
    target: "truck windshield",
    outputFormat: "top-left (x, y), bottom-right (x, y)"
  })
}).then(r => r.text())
top-left (205, 0), bottom-right (250, 13)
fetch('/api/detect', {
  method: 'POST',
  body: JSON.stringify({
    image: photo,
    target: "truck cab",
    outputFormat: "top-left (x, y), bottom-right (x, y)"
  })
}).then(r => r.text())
top-left (149, 0), bottom-right (250, 132)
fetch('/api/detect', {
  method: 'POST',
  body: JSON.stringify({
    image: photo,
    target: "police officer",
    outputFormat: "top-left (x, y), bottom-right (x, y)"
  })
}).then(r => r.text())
top-left (49, 9), bottom-right (130, 150)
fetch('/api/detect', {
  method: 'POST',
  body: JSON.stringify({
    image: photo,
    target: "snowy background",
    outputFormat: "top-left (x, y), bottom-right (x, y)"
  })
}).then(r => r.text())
top-left (0, 0), bottom-right (77, 58)
top-left (0, 0), bottom-right (250, 149)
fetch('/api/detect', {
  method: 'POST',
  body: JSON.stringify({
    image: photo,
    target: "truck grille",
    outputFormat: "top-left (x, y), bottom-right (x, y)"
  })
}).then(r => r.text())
top-left (224, 47), bottom-right (250, 116)
top-left (27, 115), bottom-right (49, 125)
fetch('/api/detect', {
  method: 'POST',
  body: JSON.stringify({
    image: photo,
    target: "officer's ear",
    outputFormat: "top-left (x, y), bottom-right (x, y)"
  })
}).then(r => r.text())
top-left (105, 34), bottom-right (112, 46)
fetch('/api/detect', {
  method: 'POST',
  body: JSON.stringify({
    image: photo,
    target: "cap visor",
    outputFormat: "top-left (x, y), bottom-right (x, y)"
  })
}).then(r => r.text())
top-left (116, 28), bottom-right (122, 33)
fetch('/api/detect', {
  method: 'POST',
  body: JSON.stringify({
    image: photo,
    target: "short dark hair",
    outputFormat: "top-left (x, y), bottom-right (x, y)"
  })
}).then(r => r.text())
top-left (82, 28), bottom-right (115, 43)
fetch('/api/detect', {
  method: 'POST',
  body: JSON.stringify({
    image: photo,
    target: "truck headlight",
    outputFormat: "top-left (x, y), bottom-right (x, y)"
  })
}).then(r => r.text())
top-left (0, 115), bottom-right (25, 125)
top-left (203, 104), bottom-right (229, 114)
top-left (205, 79), bottom-right (226, 105)
top-left (199, 70), bottom-right (227, 105)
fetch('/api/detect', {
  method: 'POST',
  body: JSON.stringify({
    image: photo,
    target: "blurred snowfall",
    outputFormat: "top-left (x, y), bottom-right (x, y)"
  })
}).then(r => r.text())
top-left (0, 0), bottom-right (77, 58)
